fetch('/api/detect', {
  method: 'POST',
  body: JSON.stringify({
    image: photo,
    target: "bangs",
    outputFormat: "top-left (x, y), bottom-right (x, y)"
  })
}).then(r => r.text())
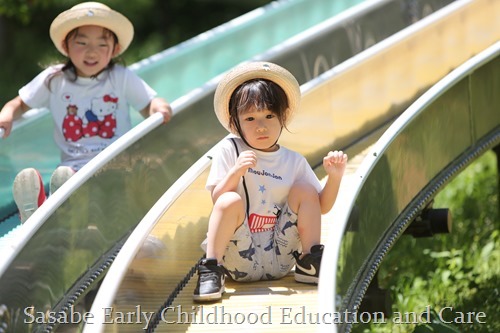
top-left (66, 26), bottom-right (118, 43)
top-left (228, 79), bottom-right (290, 133)
top-left (235, 81), bottom-right (273, 112)
top-left (230, 79), bottom-right (288, 114)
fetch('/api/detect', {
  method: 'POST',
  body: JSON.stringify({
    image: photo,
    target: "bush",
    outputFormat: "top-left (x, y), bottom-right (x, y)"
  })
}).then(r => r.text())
top-left (354, 150), bottom-right (499, 333)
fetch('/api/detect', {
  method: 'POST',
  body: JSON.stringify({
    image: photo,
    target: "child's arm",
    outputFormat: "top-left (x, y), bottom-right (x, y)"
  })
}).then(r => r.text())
top-left (319, 150), bottom-right (348, 214)
top-left (211, 150), bottom-right (256, 203)
top-left (0, 96), bottom-right (31, 138)
top-left (140, 97), bottom-right (173, 123)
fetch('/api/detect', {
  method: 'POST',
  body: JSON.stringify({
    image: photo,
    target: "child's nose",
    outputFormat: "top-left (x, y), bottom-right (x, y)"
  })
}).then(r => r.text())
top-left (256, 121), bottom-right (267, 131)
top-left (87, 45), bottom-right (98, 54)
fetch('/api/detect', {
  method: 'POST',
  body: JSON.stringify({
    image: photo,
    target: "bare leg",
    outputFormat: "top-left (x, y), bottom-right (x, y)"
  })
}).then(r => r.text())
top-left (206, 191), bottom-right (246, 263)
top-left (288, 182), bottom-right (321, 256)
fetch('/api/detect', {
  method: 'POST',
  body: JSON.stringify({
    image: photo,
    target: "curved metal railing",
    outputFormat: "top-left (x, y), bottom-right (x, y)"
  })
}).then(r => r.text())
top-left (0, 0), bottom-right (368, 227)
top-left (319, 41), bottom-right (500, 333)
top-left (1, 1), bottom-right (449, 332)
top-left (83, 1), bottom-right (499, 332)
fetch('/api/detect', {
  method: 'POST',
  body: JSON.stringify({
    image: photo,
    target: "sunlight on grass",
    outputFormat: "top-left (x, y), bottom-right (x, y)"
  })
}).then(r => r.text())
top-left (353, 151), bottom-right (499, 333)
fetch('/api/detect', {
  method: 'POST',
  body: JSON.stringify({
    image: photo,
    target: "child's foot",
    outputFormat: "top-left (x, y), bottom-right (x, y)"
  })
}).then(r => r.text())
top-left (193, 258), bottom-right (225, 302)
top-left (50, 166), bottom-right (75, 195)
top-left (13, 168), bottom-right (46, 223)
top-left (293, 244), bottom-right (324, 284)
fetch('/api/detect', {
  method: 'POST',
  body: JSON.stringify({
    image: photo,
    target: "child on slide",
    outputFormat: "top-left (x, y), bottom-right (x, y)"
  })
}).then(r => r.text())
top-left (194, 61), bottom-right (347, 301)
top-left (0, 2), bottom-right (172, 223)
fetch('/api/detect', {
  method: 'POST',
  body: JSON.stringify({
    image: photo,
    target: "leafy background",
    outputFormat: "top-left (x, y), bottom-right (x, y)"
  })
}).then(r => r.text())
top-left (354, 151), bottom-right (499, 333)
top-left (1, 2), bottom-right (498, 332)
top-left (0, 0), bottom-right (271, 107)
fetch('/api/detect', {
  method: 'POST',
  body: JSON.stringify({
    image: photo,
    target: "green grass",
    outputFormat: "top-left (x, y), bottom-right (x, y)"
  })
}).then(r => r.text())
top-left (354, 150), bottom-right (499, 333)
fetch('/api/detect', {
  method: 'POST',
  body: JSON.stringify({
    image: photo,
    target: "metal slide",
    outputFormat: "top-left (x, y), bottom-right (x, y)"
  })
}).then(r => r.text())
top-left (0, 0), bottom-right (368, 231)
top-left (319, 40), bottom-right (500, 333)
top-left (0, 0), bottom-right (468, 332)
top-left (83, 1), bottom-right (498, 333)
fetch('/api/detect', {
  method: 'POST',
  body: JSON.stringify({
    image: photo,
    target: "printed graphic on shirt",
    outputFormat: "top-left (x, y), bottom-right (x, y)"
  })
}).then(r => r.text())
top-left (248, 168), bottom-right (283, 180)
top-left (246, 166), bottom-right (285, 232)
top-left (248, 213), bottom-right (276, 233)
top-left (62, 93), bottom-right (118, 141)
top-left (62, 104), bottom-right (82, 141)
top-left (248, 201), bottom-right (282, 233)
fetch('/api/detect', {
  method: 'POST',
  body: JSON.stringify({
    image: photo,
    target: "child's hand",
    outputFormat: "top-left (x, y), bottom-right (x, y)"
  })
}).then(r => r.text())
top-left (0, 112), bottom-right (14, 138)
top-left (323, 150), bottom-right (348, 178)
top-left (233, 150), bottom-right (257, 177)
top-left (149, 97), bottom-right (172, 123)
top-left (157, 104), bottom-right (173, 123)
top-left (0, 122), bottom-right (11, 138)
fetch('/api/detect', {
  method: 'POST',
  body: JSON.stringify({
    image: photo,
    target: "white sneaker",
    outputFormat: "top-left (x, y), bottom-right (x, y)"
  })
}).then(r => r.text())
top-left (13, 168), bottom-right (46, 223)
top-left (50, 166), bottom-right (75, 195)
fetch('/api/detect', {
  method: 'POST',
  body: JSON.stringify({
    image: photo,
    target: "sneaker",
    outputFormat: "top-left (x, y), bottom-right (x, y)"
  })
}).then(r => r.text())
top-left (49, 166), bottom-right (75, 195)
top-left (13, 168), bottom-right (46, 223)
top-left (293, 244), bottom-right (324, 284)
top-left (193, 258), bottom-right (225, 302)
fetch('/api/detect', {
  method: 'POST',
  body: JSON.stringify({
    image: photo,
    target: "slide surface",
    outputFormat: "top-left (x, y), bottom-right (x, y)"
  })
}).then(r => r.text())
top-left (0, 0), bottom-right (368, 230)
top-left (2, 1), bottom-right (482, 332)
top-left (84, 1), bottom-right (499, 332)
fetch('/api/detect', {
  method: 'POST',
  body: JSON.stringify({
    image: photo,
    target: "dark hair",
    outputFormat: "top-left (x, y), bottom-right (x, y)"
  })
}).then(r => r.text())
top-left (228, 79), bottom-right (289, 134)
top-left (45, 27), bottom-right (121, 90)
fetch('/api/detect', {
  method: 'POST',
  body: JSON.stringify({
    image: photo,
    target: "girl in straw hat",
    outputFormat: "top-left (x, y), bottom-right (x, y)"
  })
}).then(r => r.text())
top-left (194, 61), bottom-right (347, 302)
top-left (0, 2), bottom-right (172, 223)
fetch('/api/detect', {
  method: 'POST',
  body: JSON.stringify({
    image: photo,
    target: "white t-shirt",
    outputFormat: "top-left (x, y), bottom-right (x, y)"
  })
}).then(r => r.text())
top-left (206, 137), bottom-right (322, 247)
top-left (19, 64), bottom-right (156, 170)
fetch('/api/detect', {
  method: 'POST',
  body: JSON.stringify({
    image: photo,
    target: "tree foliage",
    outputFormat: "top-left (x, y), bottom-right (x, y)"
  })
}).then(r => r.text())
top-left (356, 151), bottom-right (499, 333)
top-left (0, 0), bottom-right (270, 106)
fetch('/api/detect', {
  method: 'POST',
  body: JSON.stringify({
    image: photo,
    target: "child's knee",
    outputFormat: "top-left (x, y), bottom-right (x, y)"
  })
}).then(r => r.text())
top-left (287, 182), bottom-right (320, 214)
top-left (213, 191), bottom-right (245, 212)
top-left (289, 182), bottom-right (319, 202)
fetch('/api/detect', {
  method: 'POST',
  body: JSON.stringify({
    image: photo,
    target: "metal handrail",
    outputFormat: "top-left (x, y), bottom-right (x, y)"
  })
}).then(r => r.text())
top-left (318, 41), bottom-right (500, 333)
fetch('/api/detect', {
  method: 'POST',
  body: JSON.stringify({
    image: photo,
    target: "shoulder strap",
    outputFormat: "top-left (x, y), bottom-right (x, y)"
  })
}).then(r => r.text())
top-left (229, 138), bottom-right (250, 218)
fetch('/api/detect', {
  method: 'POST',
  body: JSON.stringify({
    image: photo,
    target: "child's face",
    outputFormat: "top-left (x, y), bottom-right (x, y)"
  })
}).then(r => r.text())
top-left (64, 25), bottom-right (120, 77)
top-left (237, 107), bottom-right (282, 152)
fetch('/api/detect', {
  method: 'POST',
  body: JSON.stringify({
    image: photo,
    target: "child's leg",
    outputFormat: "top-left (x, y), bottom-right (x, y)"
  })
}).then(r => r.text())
top-left (206, 191), bottom-right (246, 263)
top-left (287, 182), bottom-right (321, 255)
top-left (287, 182), bottom-right (325, 284)
top-left (194, 191), bottom-right (246, 302)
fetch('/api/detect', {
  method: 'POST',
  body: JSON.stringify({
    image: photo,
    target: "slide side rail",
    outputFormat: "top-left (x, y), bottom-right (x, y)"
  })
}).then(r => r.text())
top-left (319, 41), bottom-right (500, 333)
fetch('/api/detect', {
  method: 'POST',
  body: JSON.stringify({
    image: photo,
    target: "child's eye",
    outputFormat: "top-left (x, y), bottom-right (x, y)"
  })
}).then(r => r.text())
top-left (245, 117), bottom-right (255, 121)
top-left (266, 114), bottom-right (275, 119)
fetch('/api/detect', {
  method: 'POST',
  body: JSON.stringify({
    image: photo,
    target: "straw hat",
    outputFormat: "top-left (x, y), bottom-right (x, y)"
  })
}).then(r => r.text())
top-left (214, 61), bottom-right (300, 134)
top-left (50, 2), bottom-right (133, 57)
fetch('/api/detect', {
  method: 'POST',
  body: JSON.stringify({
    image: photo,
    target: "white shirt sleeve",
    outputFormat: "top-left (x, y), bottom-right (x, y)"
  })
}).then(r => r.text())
top-left (119, 67), bottom-right (157, 112)
top-left (206, 139), bottom-right (239, 192)
top-left (297, 155), bottom-right (323, 193)
top-left (19, 66), bottom-right (61, 109)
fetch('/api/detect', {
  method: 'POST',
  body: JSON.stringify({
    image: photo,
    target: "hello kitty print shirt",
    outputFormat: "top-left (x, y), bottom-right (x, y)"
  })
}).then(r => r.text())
top-left (19, 64), bottom-right (156, 170)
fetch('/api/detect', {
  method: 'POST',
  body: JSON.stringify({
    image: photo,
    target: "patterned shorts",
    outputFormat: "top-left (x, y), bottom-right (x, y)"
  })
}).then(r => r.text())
top-left (221, 202), bottom-right (301, 282)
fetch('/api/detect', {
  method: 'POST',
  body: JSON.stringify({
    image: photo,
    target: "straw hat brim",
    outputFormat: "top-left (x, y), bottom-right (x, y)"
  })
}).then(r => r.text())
top-left (213, 61), bottom-right (300, 134)
top-left (50, 2), bottom-right (133, 57)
